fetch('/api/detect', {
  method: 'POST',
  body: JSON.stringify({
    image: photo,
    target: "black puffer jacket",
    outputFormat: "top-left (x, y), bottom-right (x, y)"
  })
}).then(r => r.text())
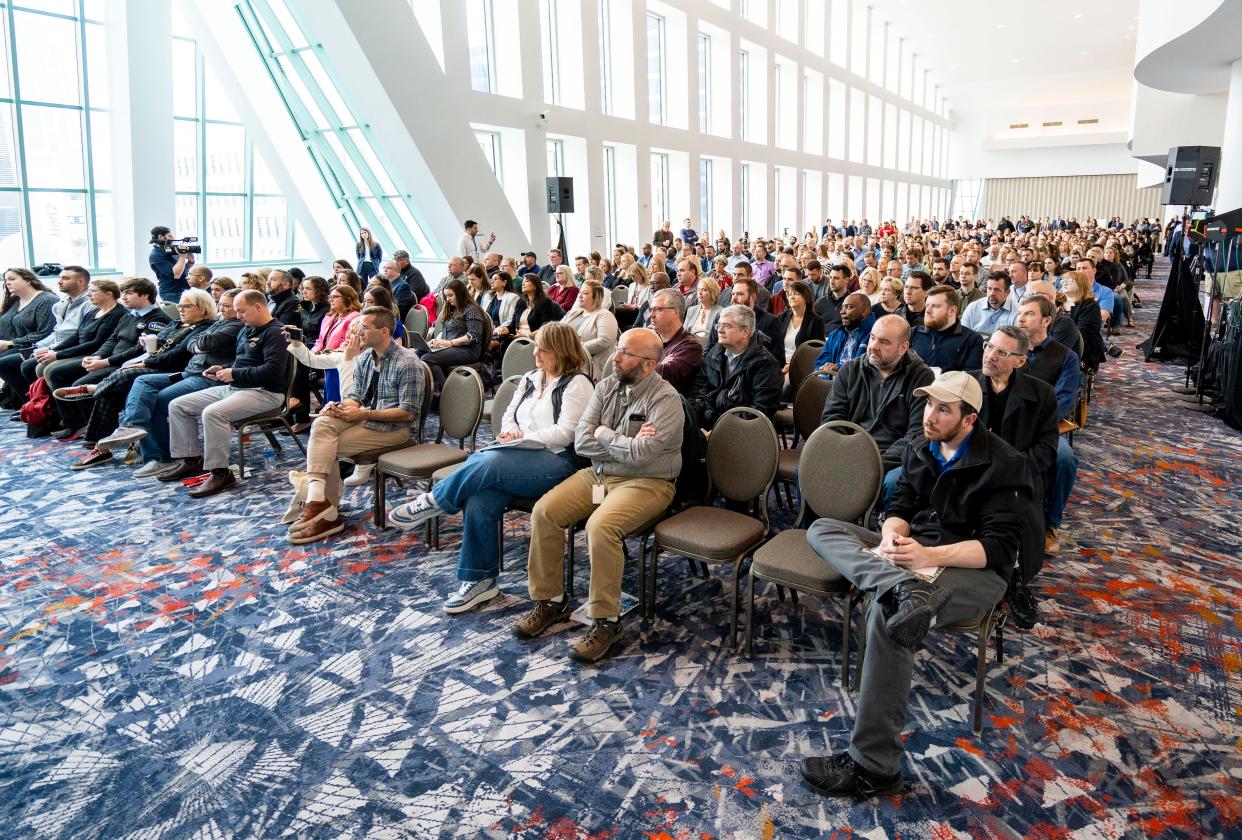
top-left (184, 317), bottom-right (243, 375)
top-left (690, 333), bottom-right (782, 429)
top-left (888, 429), bottom-right (1039, 584)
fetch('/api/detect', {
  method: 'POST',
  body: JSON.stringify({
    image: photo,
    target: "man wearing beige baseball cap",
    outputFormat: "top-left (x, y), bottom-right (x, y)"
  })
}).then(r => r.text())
top-left (801, 369), bottom-right (1039, 799)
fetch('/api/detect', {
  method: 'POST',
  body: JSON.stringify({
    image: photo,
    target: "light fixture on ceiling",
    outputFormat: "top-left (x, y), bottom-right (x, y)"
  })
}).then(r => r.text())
top-left (1073, 12), bottom-right (1084, 18)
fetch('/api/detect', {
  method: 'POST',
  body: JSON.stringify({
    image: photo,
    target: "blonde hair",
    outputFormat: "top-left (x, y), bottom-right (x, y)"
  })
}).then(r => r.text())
top-left (1061, 270), bottom-right (1094, 302)
top-left (880, 277), bottom-right (904, 297)
top-left (534, 321), bottom-right (589, 378)
top-left (555, 264), bottom-right (575, 286)
top-left (860, 267), bottom-right (882, 294)
top-left (239, 272), bottom-right (265, 292)
top-left (697, 277), bottom-right (722, 306)
top-left (179, 288), bottom-right (217, 320)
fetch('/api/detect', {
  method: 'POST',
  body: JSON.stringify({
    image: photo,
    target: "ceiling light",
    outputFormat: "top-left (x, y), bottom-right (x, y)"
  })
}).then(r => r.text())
top-left (1073, 13), bottom-right (1084, 18)
top-left (996, 24), bottom-right (1006, 29)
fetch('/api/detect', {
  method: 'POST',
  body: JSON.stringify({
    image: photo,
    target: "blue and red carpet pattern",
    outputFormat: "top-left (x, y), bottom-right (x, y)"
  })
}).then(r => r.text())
top-left (1, 266), bottom-right (1240, 838)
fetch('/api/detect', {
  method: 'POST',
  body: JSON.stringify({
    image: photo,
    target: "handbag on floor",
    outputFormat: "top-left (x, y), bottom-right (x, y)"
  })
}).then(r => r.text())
top-left (19, 376), bottom-right (55, 438)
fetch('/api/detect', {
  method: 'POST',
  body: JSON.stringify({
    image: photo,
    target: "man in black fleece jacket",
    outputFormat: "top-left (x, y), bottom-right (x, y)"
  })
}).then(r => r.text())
top-left (160, 289), bottom-right (291, 497)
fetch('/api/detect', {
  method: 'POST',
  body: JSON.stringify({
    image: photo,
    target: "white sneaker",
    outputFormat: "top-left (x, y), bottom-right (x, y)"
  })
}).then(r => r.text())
top-left (134, 460), bottom-right (174, 478)
top-left (97, 426), bottom-right (147, 451)
top-left (343, 464), bottom-right (374, 487)
top-left (443, 578), bottom-right (500, 614)
top-left (390, 492), bottom-right (443, 530)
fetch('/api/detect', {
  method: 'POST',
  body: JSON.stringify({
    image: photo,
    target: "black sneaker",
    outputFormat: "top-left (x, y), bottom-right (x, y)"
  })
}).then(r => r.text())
top-left (1006, 578), bottom-right (1040, 630)
top-left (1106, 344), bottom-right (1124, 359)
top-left (884, 580), bottom-right (949, 649)
top-left (800, 752), bottom-right (904, 799)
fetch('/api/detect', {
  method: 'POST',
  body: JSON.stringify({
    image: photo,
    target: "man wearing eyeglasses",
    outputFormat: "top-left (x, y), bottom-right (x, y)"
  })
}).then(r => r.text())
top-left (689, 305), bottom-right (781, 430)
top-left (969, 324), bottom-right (1059, 629)
top-left (648, 288), bottom-right (703, 395)
top-left (516, 328), bottom-right (684, 664)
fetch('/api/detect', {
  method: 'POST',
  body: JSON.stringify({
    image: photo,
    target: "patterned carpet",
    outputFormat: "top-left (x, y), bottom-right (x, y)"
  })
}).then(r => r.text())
top-left (1, 265), bottom-right (1240, 839)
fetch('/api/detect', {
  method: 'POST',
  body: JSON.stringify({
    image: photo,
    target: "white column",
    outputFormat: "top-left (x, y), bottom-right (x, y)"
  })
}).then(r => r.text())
top-left (1216, 58), bottom-right (1242, 211)
top-left (106, 0), bottom-right (174, 275)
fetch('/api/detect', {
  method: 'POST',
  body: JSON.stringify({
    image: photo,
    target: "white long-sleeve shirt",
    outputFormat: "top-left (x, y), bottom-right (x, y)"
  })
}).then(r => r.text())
top-left (500, 370), bottom-right (594, 453)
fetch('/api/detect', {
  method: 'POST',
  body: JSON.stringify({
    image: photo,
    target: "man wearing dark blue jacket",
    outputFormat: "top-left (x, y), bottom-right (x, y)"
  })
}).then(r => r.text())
top-left (160, 289), bottom-right (291, 497)
top-left (814, 293), bottom-right (875, 377)
top-left (909, 285), bottom-right (984, 373)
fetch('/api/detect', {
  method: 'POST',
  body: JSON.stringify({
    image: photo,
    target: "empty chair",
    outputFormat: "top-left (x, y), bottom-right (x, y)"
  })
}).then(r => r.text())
top-left (648, 406), bottom-right (780, 646)
top-left (373, 366), bottom-right (484, 528)
top-left (775, 374), bottom-right (832, 507)
top-left (481, 374), bottom-right (522, 430)
top-left (403, 304), bottom-right (430, 339)
top-left (500, 337), bottom-right (537, 381)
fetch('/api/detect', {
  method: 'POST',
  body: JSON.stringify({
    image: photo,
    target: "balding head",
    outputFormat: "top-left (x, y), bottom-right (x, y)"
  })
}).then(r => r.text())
top-left (1026, 280), bottom-right (1057, 304)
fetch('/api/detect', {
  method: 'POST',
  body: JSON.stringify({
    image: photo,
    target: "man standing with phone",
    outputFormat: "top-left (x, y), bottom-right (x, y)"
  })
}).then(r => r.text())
top-left (458, 219), bottom-right (496, 261)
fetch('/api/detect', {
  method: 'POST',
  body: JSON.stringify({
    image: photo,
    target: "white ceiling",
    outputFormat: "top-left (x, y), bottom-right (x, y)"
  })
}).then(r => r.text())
top-left (868, 0), bottom-right (1141, 110)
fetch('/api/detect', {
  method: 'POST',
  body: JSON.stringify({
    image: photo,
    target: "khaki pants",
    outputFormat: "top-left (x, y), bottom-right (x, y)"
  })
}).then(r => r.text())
top-left (528, 468), bottom-right (675, 619)
top-left (306, 416), bottom-right (409, 507)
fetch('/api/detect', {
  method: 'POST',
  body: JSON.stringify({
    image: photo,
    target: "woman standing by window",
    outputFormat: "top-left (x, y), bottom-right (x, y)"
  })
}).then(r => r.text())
top-left (355, 228), bottom-right (383, 281)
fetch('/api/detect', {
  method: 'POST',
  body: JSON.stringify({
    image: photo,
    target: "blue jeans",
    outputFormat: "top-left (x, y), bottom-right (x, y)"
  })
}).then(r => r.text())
top-left (1045, 437), bottom-right (1078, 528)
top-left (127, 373), bottom-right (214, 463)
top-left (881, 466), bottom-right (901, 510)
top-left (432, 447), bottom-right (578, 581)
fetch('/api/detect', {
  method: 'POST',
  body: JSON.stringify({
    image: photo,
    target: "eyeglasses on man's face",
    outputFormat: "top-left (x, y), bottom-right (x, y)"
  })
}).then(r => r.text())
top-left (983, 342), bottom-right (1023, 359)
top-left (614, 347), bottom-right (655, 362)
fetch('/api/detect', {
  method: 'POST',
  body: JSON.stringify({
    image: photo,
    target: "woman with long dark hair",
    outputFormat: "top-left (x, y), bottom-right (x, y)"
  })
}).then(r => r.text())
top-left (355, 228), bottom-right (383, 281)
top-left (410, 278), bottom-right (487, 390)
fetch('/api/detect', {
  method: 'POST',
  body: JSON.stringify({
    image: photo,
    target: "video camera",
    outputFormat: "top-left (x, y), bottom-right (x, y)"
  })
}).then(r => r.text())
top-left (163, 236), bottom-right (202, 257)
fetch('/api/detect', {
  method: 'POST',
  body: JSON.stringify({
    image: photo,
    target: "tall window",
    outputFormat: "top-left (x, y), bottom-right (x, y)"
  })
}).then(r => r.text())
top-left (466, 0), bottom-right (497, 94)
top-left (539, 0), bottom-right (560, 105)
top-left (740, 163), bottom-right (751, 237)
top-left (697, 33), bottom-right (710, 134)
top-left (738, 49), bottom-right (749, 141)
top-left (546, 138), bottom-right (565, 177)
top-left (0, 3), bottom-right (111, 269)
top-left (597, 0), bottom-right (612, 115)
top-left (174, 20), bottom-right (300, 264)
top-left (603, 144), bottom-right (617, 248)
top-left (239, 0), bottom-right (434, 257)
top-left (474, 130), bottom-right (501, 178)
top-left (699, 158), bottom-right (713, 237)
top-left (646, 13), bottom-right (666, 125)
top-left (650, 152), bottom-right (669, 231)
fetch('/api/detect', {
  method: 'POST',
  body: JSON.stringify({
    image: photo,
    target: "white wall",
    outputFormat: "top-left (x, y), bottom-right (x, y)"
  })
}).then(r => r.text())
top-left (949, 107), bottom-right (1142, 180)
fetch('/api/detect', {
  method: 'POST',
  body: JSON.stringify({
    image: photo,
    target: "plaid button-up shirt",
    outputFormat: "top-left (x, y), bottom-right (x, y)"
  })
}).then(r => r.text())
top-left (347, 340), bottom-right (424, 433)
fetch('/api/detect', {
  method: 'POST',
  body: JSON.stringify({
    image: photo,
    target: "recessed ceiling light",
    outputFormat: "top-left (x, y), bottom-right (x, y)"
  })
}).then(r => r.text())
top-left (996, 24), bottom-right (1006, 29)
top-left (1080, 50), bottom-right (1088, 55)
top-left (1073, 13), bottom-right (1084, 18)
top-left (1011, 58), bottom-right (1020, 63)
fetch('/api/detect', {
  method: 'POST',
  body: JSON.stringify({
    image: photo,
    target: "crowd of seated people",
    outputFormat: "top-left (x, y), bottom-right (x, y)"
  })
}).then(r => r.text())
top-left (0, 211), bottom-right (1154, 800)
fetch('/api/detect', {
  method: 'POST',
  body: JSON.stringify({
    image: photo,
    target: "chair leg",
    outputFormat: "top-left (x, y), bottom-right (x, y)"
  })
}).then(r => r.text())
top-left (840, 591), bottom-right (853, 690)
top-left (775, 584), bottom-right (786, 602)
top-left (374, 470), bottom-right (386, 529)
top-left (790, 589), bottom-right (800, 608)
top-left (648, 549), bottom-right (659, 621)
top-left (745, 571), bottom-right (756, 657)
top-left (729, 555), bottom-right (746, 649)
top-left (285, 420), bottom-right (307, 454)
top-left (972, 621), bottom-right (989, 737)
top-left (496, 520), bottom-right (505, 573)
top-left (995, 615), bottom-right (1005, 663)
top-left (636, 534), bottom-right (647, 621)
top-left (237, 430), bottom-right (247, 479)
top-left (263, 430), bottom-right (282, 452)
top-left (564, 525), bottom-right (575, 598)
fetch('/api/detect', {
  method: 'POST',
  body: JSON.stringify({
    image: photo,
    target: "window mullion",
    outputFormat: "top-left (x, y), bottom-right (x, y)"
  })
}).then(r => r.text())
top-left (6, 3), bottom-right (33, 266)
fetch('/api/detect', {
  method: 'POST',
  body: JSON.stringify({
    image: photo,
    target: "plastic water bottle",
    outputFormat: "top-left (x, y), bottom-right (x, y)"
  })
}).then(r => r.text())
top-left (261, 449), bottom-right (277, 473)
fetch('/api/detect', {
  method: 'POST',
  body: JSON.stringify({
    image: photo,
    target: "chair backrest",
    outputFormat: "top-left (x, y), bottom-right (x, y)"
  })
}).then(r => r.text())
top-left (160, 302), bottom-right (179, 322)
top-left (501, 337), bottom-right (537, 380)
top-left (415, 358), bottom-right (434, 441)
top-left (599, 352), bottom-right (615, 381)
top-left (788, 339), bottom-right (825, 394)
top-left (404, 304), bottom-right (430, 338)
top-left (437, 366), bottom-right (485, 444)
top-left (792, 373), bottom-right (832, 442)
top-left (706, 407), bottom-right (780, 517)
top-left (611, 285), bottom-right (629, 308)
top-left (798, 421), bottom-right (883, 524)
top-left (490, 374), bottom-right (523, 432)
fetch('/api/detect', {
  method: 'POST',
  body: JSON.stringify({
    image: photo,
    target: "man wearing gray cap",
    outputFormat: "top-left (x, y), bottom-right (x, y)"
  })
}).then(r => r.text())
top-left (801, 370), bottom-right (1037, 799)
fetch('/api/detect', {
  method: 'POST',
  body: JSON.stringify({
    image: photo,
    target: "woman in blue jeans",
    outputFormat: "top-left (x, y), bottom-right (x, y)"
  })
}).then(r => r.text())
top-left (390, 322), bottom-right (594, 614)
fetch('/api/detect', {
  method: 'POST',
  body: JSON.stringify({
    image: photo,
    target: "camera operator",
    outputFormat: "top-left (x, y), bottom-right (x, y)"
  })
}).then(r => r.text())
top-left (149, 226), bottom-right (196, 302)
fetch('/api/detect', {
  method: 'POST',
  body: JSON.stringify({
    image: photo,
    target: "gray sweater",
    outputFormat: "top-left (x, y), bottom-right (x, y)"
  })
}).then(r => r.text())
top-left (574, 371), bottom-right (683, 480)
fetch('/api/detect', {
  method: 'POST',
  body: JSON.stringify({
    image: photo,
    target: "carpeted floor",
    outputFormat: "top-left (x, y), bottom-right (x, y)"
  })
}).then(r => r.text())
top-left (1, 264), bottom-right (1239, 839)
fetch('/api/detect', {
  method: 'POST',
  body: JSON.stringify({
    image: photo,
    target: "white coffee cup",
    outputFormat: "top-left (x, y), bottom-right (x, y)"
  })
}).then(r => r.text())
top-left (143, 334), bottom-right (158, 353)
